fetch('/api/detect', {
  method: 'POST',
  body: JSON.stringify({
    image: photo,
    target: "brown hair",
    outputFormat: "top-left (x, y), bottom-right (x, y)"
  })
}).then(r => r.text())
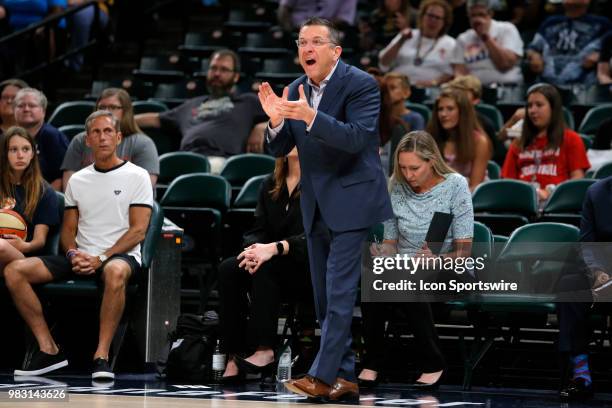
top-left (380, 72), bottom-right (412, 146)
top-left (269, 157), bottom-right (300, 201)
top-left (96, 88), bottom-right (141, 136)
top-left (391, 130), bottom-right (455, 187)
top-left (0, 126), bottom-right (45, 221)
top-left (427, 88), bottom-right (483, 164)
top-left (418, 0), bottom-right (453, 37)
top-left (300, 17), bottom-right (342, 46)
top-left (517, 83), bottom-right (565, 151)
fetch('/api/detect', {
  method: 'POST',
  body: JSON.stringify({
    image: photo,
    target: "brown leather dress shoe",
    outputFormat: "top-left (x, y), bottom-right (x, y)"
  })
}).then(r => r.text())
top-left (329, 377), bottom-right (359, 401)
top-left (284, 375), bottom-right (331, 400)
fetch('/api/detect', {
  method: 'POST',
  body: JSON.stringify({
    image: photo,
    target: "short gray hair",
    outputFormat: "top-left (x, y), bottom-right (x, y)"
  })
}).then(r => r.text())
top-left (14, 87), bottom-right (47, 111)
top-left (85, 110), bottom-right (120, 133)
top-left (467, 0), bottom-right (491, 10)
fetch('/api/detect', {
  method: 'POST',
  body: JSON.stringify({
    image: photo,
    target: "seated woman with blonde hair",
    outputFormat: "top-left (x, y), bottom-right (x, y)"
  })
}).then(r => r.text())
top-left (359, 130), bottom-right (474, 389)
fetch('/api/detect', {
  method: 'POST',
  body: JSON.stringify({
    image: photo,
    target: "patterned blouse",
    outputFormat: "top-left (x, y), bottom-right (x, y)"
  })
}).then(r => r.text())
top-left (384, 172), bottom-right (474, 256)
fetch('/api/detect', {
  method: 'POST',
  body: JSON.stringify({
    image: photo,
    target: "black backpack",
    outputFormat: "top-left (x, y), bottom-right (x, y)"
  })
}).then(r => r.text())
top-left (157, 313), bottom-right (219, 382)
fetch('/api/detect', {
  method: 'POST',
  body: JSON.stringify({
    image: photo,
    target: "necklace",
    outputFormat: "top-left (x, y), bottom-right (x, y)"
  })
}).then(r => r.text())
top-left (414, 32), bottom-right (438, 66)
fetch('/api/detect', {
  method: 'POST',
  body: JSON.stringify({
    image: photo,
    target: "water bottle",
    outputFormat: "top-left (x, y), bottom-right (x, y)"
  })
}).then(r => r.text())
top-left (211, 339), bottom-right (226, 382)
top-left (277, 344), bottom-right (292, 382)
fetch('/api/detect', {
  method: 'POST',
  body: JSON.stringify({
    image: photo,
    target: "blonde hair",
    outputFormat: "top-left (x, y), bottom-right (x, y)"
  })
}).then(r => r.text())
top-left (445, 75), bottom-right (482, 100)
top-left (390, 130), bottom-right (455, 188)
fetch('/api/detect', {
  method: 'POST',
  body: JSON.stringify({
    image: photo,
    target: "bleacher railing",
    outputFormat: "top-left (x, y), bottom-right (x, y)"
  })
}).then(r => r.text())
top-left (0, 0), bottom-right (104, 79)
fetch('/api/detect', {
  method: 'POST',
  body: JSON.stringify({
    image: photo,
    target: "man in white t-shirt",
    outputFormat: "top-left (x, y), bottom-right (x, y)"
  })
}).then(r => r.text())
top-left (451, 0), bottom-right (524, 85)
top-left (4, 110), bottom-right (153, 381)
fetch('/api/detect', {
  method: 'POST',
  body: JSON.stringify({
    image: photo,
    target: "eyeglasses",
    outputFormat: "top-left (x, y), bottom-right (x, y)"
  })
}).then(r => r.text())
top-left (424, 13), bottom-right (444, 21)
top-left (295, 38), bottom-right (336, 48)
top-left (0, 95), bottom-right (14, 103)
top-left (15, 103), bottom-right (41, 110)
top-left (208, 66), bottom-right (234, 74)
top-left (98, 104), bottom-right (123, 111)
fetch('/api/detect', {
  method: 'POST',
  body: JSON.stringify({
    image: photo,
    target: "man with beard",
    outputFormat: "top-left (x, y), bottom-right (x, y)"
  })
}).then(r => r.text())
top-left (135, 49), bottom-right (268, 173)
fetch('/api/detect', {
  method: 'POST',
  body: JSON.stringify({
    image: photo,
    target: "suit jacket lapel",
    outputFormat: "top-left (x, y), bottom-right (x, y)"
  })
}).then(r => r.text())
top-left (316, 60), bottom-right (348, 114)
top-left (302, 77), bottom-right (312, 104)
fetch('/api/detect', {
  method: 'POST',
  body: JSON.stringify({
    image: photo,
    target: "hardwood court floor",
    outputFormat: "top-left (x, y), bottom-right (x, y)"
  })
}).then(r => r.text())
top-left (1, 374), bottom-right (612, 407)
top-left (0, 394), bottom-right (351, 408)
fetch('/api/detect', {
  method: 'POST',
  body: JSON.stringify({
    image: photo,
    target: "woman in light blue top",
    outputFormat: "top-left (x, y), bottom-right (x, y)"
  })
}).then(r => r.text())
top-left (359, 130), bottom-right (474, 389)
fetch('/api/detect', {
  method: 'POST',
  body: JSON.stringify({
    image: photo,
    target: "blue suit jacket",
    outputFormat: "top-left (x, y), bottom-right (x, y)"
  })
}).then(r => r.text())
top-left (266, 60), bottom-right (393, 233)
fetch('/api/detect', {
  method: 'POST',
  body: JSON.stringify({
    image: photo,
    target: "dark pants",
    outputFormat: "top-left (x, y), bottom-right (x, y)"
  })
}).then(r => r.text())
top-left (361, 302), bottom-right (446, 373)
top-left (306, 208), bottom-right (369, 385)
top-left (217, 255), bottom-right (311, 354)
top-left (556, 273), bottom-right (593, 354)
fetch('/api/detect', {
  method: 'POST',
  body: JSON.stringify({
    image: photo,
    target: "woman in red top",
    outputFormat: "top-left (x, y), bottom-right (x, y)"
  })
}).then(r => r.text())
top-left (502, 83), bottom-right (590, 201)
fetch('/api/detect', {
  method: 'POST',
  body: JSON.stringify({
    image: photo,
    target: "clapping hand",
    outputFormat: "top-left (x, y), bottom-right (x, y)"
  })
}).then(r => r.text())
top-left (258, 82), bottom-right (289, 127)
top-left (277, 84), bottom-right (316, 126)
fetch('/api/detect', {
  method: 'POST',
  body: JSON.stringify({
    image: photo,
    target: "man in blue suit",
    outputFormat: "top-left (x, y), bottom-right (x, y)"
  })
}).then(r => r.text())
top-left (257, 17), bottom-right (393, 401)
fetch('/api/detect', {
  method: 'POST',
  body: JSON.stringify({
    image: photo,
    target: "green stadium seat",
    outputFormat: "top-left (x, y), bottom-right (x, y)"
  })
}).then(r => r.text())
top-left (405, 102), bottom-right (432, 123)
top-left (476, 103), bottom-right (504, 132)
top-left (157, 152), bottom-right (211, 198)
top-left (593, 161), bottom-right (612, 179)
top-left (132, 100), bottom-right (168, 115)
top-left (58, 124), bottom-right (85, 141)
top-left (463, 222), bottom-right (580, 389)
top-left (486, 160), bottom-right (501, 180)
top-left (540, 179), bottom-right (596, 226)
top-left (472, 180), bottom-right (538, 236)
top-left (220, 153), bottom-right (276, 196)
top-left (48, 101), bottom-right (96, 127)
top-left (579, 104), bottom-right (612, 136)
top-left (160, 174), bottom-right (231, 310)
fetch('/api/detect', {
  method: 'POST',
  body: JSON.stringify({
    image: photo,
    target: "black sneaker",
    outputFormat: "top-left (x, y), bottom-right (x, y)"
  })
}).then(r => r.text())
top-left (92, 358), bottom-right (114, 380)
top-left (14, 350), bottom-right (68, 376)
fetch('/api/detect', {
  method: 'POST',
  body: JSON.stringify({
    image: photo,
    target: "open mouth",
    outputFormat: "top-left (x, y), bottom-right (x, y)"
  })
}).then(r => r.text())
top-left (305, 58), bottom-right (316, 66)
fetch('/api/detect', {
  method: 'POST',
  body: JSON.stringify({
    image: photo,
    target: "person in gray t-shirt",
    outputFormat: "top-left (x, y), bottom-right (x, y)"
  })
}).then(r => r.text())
top-left (134, 49), bottom-right (268, 174)
top-left (61, 88), bottom-right (159, 190)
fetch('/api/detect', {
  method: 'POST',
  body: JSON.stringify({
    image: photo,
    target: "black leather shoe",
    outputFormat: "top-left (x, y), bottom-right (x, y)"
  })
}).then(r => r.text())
top-left (234, 355), bottom-right (276, 376)
top-left (560, 378), bottom-right (593, 401)
top-left (358, 377), bottom-right (379, 388)
top-left (407, 371), bottom-right (444, 390)
top-left (220, 373), bottom-right (245, 385)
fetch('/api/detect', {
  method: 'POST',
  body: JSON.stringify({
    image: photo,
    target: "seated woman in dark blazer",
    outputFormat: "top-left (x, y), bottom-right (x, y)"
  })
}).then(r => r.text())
top-left (218, 147), bottom-right (311, 381)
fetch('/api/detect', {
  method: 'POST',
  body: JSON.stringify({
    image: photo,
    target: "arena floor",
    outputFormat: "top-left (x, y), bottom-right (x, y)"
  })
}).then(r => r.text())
top-left (0, 374), bottom-right (611, 407)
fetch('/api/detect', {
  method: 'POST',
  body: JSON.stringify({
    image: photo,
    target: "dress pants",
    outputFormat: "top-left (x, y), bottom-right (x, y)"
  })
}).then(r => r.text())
top-left (306, 207), bottom-right (369, 385)
top-left (360, 302), bottom-right (446, 373)
top-left (556, 272), bottom-right (593, 354)
top-left (218, 255), bottom-right (310, 354)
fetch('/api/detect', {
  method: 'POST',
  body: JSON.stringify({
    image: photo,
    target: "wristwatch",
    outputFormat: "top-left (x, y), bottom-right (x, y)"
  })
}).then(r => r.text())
top-left (275, 242), bottom-right (284, 256)
top-left (98, 254), bottom-right (108, 264)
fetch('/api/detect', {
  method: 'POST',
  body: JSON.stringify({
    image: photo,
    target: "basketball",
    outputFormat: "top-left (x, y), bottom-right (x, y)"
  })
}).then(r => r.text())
top-left (0, 209), bottom-right (27, 240)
